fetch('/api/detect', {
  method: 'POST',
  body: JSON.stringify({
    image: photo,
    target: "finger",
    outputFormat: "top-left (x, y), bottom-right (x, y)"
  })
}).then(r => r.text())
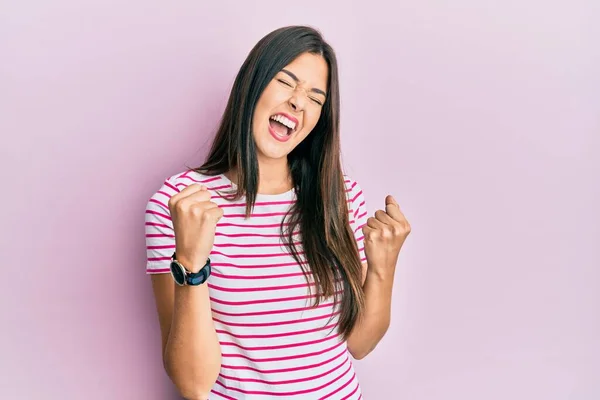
top-left (361, 225), bottom-right (376, 239)
top-left (206, 205), bottom-right (225, 223)
top-left (366, 216), bottom-right (384, 230)
top-left (171, 185), bottom-right (212, 212)
top-left (180, 183), bottom-right (207, 194)
top-left (385, 195), bottom-right (400, 209)
top-left (375, 209), bottom-right (395, 225)
top-left (170, 183), bottom-right (205, 202)
top-left (203, 201), bottom-right (220, 210)
top-left (385, 195), bottom-right (404, 221)
top-left (183, 187), bottom-right (212, 202)
top-left (189, 201), bottom-right (220, 213)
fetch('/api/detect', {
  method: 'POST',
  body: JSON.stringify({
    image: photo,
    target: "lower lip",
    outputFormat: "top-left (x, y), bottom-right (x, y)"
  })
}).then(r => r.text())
top-left (268, 124), bottom-right (293, 142)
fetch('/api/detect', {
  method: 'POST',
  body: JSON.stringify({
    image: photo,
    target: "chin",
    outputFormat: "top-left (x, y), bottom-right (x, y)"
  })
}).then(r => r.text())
top-left (256, 143), bottom-right (291, 160)
top-left (254, 130), bottom-right (296, 160)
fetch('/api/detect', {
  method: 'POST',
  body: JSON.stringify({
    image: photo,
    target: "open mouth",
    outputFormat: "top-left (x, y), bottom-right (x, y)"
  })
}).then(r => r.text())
top-left (269, 113), bottom-right (298, 137)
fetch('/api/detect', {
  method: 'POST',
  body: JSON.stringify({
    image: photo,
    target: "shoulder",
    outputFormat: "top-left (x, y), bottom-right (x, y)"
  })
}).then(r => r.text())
top-left (343, 174), bottom-right (365, 203)
top-left (154, 170), bottom-right (227, 197)
top-left (166, 170), bottom-right (223, 191)
top-left (343, 174), bottom-right (367, 219)
top-left (146, 170), bottom-right (229, 211)
top-left (343, 174), bottom-right (369, 226)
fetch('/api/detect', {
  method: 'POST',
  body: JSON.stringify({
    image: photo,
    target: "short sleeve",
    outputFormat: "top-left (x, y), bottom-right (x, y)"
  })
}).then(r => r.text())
top-left (144, 176), bottom-right (181, 274)
top-left (346, 177), bottom-right (369, 264)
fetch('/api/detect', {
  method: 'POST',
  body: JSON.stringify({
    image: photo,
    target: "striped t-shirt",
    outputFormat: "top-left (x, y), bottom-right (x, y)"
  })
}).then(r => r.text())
top-left (145, 170), bottom-right (369, 399)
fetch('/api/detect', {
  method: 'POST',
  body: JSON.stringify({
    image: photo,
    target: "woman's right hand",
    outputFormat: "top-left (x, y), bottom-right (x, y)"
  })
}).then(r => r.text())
top-left (168, 183), bottom-right (224, 273)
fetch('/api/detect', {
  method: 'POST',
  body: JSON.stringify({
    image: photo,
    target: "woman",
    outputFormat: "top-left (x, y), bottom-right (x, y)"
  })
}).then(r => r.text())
top-left (145, 25), bottom-right (411, 400)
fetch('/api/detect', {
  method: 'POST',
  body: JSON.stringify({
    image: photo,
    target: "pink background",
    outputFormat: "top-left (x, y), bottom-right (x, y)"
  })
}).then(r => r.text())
top-left (1, 0), bottom-right (598, 399)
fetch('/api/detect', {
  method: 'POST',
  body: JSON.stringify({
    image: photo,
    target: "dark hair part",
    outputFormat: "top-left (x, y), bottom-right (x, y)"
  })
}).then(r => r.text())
top-left (191, 25), bottom-right (365, 339)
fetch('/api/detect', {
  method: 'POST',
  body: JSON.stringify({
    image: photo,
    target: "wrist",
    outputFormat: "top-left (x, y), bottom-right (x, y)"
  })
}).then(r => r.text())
top-left (366, 265), bottom-right (396, 283)
top-left (174, 253), bottom-right (209, 273)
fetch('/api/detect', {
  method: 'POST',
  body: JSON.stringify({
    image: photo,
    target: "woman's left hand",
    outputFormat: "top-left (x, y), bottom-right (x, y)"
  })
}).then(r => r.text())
top-left (362, 195), bottom-right (411, 276)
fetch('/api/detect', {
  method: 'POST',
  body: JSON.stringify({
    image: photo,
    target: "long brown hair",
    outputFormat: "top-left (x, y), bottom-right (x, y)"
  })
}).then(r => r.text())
top-left (190, 26), bottom-right (364, 339)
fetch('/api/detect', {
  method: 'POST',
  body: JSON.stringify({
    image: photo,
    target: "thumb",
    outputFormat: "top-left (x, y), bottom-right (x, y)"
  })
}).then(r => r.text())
top-left (385, 195), bottom-right (401, 216)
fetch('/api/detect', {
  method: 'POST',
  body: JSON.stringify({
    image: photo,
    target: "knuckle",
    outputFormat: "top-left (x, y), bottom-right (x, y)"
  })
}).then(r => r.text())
top-left (199, 191), bottom-right (211, 201)
top-left (200, 210), bottom-right (212, 221)
top-left (167, 196), bottom-right (176, 209)
top-left (175, 198), bottom-right (189, 211)
top-left (190, 204), bottom-right (203, 217)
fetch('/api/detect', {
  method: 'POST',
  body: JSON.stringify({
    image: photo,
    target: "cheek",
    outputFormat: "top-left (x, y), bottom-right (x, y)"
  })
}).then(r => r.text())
top-left (294, 110), bottom-right (322, 143)
top-left (253, 87), bottom-right (282, 127)
top-left (304, 109), bottom-right (322, 131)
top-left (252, 102), bottom-right (271, 131)
top-left (258, 84), bottom-right (285, 109)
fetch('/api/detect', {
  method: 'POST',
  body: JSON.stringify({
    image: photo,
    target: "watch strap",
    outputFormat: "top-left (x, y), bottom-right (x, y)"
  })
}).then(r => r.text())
top-left (171, 251), bottom-right (211, 286)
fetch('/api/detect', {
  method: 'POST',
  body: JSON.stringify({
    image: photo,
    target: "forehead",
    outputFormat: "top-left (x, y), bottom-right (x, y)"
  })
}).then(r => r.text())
top-left (282, 52), bottom-right (329, 90)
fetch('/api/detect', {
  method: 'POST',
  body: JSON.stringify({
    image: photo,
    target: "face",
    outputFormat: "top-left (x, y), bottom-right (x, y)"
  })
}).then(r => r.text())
top-left (252, 52), bottom-right (329, 162)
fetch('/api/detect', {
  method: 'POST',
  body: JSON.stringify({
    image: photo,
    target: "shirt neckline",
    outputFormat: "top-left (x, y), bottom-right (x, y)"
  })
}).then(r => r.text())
top-left (218, 173), bottom-right (296, 201)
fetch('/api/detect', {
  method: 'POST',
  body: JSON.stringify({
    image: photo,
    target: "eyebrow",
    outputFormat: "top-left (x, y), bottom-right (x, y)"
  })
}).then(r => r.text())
top-left (281, 69), bottom-right (327, 97)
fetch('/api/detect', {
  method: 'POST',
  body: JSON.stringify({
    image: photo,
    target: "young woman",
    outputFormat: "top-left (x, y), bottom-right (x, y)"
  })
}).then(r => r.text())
top-left (145, 25), bottom-right (411, 400)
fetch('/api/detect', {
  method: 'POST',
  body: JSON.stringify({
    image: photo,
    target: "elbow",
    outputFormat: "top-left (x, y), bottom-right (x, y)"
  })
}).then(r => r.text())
top-left (348, 344), bottom-right (373, 360)
top-left (347, 326), bottom-right (389, 360)
top-left (179, 389), bottom-right (211, 400)
top-left (347, 341), bottom-right (371, 360)
top-left (169, 374), bottom-right (213, 400)
top-left (349, 349), bottom-right (368, 360)
top-left (162, 346), bottom-right (222, 399)
top-left (163, 361), bottom-right (216, 400)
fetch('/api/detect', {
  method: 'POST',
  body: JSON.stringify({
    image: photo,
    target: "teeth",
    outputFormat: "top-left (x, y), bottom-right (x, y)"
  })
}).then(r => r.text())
top-left (270, 114), bottom-right (297, 132)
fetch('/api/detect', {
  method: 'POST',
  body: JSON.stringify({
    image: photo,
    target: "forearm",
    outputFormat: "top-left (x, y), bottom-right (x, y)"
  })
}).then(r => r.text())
top-left (347, 266), bottom-right (395, 359)
top-left (165, 284), bottom-right (221, 400)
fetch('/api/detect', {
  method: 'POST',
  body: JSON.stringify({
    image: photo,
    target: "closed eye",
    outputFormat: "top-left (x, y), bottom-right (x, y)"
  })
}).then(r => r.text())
top-left (277, 79), bottom-right (293, 87)
top-left (278, 78), bottom-right (323, 105)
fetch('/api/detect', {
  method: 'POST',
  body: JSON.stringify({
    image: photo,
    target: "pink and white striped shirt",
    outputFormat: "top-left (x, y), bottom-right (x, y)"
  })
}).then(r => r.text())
top-left (145, 170), bottom-right (369, 399)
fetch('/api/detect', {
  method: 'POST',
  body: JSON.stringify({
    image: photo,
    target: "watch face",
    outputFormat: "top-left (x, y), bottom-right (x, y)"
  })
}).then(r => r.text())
top-left (170, 261), bottom-right (186, 286)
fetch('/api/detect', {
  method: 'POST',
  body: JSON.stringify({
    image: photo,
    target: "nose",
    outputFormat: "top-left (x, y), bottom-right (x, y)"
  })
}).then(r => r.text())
top-left (288, 88), bottom-right (307, 112)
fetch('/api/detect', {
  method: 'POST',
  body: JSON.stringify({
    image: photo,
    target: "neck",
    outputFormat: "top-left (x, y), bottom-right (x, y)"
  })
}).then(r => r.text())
top-left (226, 157), bottom-right (292, 195)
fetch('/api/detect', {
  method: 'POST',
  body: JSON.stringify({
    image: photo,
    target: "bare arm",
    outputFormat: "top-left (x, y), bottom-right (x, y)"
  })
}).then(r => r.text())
top-left (346, 262), bottom-right (394, 359)
top-left (347, 193), bottom-right (410, 360)
top-left (146, 182), bottom-right (225, 399)
top-left (151, 273), bottom-right (221, 400)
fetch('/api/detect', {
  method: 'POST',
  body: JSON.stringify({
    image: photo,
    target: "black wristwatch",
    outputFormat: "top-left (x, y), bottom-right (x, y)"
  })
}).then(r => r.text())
top-left (169, 252), bottom-right (211, 286)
